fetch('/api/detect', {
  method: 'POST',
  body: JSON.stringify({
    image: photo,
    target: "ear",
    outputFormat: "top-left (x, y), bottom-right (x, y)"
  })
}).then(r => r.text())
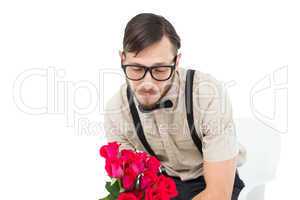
top-left (119, 50), bottom-right (125, 61)
top-left (175, 53), bottom-right (182, 70)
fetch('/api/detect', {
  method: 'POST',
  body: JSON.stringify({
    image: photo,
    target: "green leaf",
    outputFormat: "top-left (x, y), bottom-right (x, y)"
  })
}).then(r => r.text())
top-left (98, 194), bottom-right (111, 200)
top-left (105, 180), bottom-right (121, 200)
top-left (105, 181), bottom-right (112, 193)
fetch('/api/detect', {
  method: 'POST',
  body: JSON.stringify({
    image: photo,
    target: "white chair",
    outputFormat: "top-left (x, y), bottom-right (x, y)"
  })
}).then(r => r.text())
top-left (236, 118), bottom-right (282, 200)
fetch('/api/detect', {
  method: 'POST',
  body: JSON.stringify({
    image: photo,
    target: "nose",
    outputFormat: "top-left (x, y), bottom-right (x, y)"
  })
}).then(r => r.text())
top-left (143, 68), bottom-right (153, 82)
top-left (140, 70), bottom-right (155, 91)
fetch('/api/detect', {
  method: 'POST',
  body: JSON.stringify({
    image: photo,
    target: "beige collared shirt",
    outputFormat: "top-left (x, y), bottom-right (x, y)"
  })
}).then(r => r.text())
top-left (104, 67), bottom-right (247, 181)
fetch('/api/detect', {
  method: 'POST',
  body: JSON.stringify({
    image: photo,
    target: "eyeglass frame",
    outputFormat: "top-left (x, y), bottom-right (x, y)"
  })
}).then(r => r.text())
top-left (121, 55), bottom-right (177, 81)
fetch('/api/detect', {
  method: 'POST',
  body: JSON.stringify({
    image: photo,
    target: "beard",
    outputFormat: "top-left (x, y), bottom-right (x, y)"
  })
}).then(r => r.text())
top-left (129, 73), bottom-right (175, 109)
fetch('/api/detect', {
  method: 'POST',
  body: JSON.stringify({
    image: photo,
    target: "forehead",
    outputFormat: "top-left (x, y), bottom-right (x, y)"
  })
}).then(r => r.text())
top-left (124, 36), bottom-right (175, 65)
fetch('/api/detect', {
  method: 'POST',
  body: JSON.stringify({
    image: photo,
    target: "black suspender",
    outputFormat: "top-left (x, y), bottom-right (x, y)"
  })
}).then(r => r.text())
top-left (126, 86), bottom-right (157, 157)
top-left (126, 69), bottom-right (203, 157)
top-left (185, 69), bottom-right (203, 156)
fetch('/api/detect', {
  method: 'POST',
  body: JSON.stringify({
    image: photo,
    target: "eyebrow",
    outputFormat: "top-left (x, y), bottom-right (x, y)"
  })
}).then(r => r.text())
top-left (126, 61), bottom-right (172, 66)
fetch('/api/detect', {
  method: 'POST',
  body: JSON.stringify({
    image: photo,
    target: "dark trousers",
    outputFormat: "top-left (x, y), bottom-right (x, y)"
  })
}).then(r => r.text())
top-left (166, 173), bottom-right (245, 200)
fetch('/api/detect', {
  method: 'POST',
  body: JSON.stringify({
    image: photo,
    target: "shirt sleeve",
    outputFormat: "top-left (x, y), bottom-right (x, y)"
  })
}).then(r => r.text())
top-left (200, 82), bottom-right (239, 162)
top-left (103, 104), bottom-right (136, 152)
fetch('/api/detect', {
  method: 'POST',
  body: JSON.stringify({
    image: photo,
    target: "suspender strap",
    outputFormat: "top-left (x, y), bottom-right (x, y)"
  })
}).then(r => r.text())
top-left (185, 70), bottom-right (245, 189)
top-left (185, 69), bottom-right (203, 156)
top-left (126, 86), bottom-right (157, 157)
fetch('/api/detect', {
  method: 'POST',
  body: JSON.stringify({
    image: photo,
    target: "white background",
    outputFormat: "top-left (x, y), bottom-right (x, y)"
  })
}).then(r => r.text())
top-left (0, 0), bottom-right (299, 199)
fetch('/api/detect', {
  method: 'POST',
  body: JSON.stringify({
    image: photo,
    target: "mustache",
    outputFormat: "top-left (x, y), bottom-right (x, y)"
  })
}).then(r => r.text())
top-left (138, 88), bottom-right (157, 95)
top-left (134, 82), bottom-right (160, 95)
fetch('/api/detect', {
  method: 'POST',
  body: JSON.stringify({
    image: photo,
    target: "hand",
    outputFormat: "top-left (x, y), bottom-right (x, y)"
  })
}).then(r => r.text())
top-left (192, 193), bottom-right (203, 200)
top-left (192, 189), bottom-right (231, 200)
top-left (191, 189), bottom-right (223, 200)
top-left (192, 190), bottom-right (208, 200)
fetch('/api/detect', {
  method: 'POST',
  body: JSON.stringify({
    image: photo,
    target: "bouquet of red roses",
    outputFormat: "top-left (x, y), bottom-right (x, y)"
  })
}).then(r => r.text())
top-left (99, 142), bottom-right (178, 200)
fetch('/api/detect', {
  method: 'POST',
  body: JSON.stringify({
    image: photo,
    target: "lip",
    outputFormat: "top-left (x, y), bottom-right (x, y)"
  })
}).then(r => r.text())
top-left (140, 92), bottom-right (154, 94)
top-left (140, 92), bottom-right (153, 95)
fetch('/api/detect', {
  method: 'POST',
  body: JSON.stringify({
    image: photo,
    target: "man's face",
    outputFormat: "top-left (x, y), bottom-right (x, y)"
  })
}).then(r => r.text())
top-left (120, 36), bottom-right (180, 108)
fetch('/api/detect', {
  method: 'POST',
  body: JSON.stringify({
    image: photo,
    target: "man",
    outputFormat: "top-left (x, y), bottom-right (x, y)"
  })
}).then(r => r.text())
top-left (104, 13), bottom-right (246, 200)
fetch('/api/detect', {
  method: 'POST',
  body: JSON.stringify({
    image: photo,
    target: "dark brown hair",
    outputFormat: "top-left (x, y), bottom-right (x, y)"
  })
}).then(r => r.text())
top-left (123, 13), bottom-right (181, 56)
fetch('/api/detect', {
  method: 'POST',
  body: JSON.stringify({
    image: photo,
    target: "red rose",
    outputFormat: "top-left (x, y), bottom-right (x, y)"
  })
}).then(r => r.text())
top-left (145, 186), bottom-right (168, 200)
top-left (122, 166), bottom-right (139, 190)
top-left (156, 176), bottom-right (178, 198)
top-left (120, 149), bottom-right (136, 164)
top-left (140, 170), bottom-right (158, 190)
top-left (105, 157), bottom-right (123, 178)
top-left (100, 142), bottom-right (120, 160)
top-left (136, 151), bottom-right (148, 167)
top-left (121, 149), bottom-right (145, 175)
top-left (144, 187), bottom-right (154, 200)
top-left (145, 156), bottom-right (161, 174)
top-left (132, 189), bottom-right (144, 200)
top-left (117, 192), bottom-right (138, 200)
top-left (153, 191), bottom-right (169, 200)
top-left (149, 185), bottom-right (169, 200)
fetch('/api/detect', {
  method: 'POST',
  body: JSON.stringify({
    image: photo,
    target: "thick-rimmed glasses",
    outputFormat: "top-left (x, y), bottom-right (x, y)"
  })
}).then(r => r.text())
top-left (121, 55), bottom-right (177, 81)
